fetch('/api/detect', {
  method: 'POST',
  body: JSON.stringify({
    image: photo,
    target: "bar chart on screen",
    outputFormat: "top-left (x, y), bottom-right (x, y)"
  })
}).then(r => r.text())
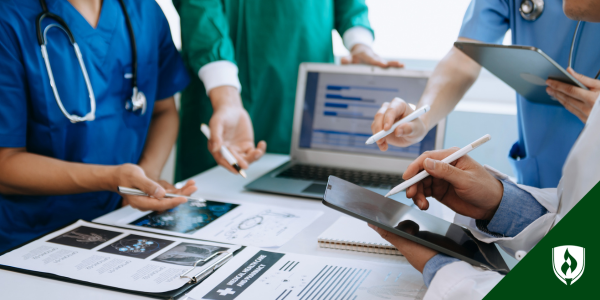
top-left (188, 248), bottom-right (426, 300)
top-left (306, 73), bottom-right (427, 157)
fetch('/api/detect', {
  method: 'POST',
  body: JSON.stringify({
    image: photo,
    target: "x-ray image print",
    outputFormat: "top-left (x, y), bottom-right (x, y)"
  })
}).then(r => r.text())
top-left (129, 200), bottom-right (239, 234)
top-left (98, 234), bottom-right (174, 259)
top-left (47, 226), bottom-right (122, 250)
top-left (152, 243), bottom-right (229, 266)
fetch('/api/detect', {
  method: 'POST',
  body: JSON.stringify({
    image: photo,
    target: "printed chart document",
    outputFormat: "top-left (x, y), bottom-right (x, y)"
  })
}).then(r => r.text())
top-left (105, 201), bottom-right (323, 248)
top-left (0, 220), bottom-right (240, 293)
top-left (186, 247), bottom-right (426, 300)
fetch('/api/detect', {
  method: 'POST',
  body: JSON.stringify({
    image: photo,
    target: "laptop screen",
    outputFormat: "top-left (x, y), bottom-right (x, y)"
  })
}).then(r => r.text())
top-left (299, 71), bottom-right (438, 159)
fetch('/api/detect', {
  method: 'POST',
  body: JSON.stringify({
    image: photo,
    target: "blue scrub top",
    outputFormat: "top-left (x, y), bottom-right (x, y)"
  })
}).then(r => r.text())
top-left (459, 0), bottom-right (597, 188)
top-left (0, 0), bottom-right (190, 252)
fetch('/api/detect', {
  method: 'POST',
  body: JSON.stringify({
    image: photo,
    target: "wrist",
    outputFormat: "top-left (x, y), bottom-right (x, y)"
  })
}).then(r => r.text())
top-left (350, 43), bottom-right (370, 55)
top-left (483, 179), bottom-right (503, 220)
top-left (96, 165), bottom-right (121, 192)
top-left (209, 86), bottom-right (242, 111)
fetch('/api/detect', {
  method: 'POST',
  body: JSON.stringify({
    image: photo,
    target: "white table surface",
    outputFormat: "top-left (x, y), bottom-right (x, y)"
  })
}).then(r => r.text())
top-left (0, 154), bottom-right (508, 299)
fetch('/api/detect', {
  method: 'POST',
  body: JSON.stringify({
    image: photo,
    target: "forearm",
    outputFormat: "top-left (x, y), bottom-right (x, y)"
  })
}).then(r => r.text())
top-left (0, 149), bottom-right (115, 195)
top-left (419, 39), bottom-right (482, 130)
top-left (138, 97), bottom-right (179, 181)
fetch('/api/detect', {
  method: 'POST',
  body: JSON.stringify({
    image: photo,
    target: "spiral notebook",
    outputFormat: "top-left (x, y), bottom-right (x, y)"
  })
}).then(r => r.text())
top-left (318, 217), bottom-right (402, 256)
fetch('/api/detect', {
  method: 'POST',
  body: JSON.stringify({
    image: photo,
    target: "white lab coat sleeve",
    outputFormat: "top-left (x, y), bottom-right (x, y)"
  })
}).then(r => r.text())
top-left (453, 165), bottom-right (560, 258)
top-left (342, 26), bottom-right (374, 50)
top-left (197, 60), bottom-right (242, 95)
top-left (424, 261), bottom-right (504, 300)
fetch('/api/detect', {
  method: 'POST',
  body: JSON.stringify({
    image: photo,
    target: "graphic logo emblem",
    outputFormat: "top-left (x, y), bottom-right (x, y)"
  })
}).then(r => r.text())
top-left (552, 245), bottom-right (585, 285)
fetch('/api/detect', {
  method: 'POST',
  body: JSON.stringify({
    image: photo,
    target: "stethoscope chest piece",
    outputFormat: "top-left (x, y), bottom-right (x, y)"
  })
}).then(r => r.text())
top-left (520, 0), bottom-right (544, 21)
top-left (125, 87), bottom-right (147, 115)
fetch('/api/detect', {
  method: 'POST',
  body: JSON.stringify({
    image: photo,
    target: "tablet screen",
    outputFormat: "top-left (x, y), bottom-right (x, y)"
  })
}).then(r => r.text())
top-left (323, 176), bottom-right (508, 272)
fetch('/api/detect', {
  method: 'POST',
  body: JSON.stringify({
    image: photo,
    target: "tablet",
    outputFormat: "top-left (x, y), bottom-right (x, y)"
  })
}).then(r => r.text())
top-left (323, 176), bottom-right (509, 273)
top-left (454, 41), bottom-right (588, 106)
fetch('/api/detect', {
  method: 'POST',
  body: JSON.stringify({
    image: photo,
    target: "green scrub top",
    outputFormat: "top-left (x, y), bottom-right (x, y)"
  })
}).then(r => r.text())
top-left (173, 0), bottom-right (372, 182)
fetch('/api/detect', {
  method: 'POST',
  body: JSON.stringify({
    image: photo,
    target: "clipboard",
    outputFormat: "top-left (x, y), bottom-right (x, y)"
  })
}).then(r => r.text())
top-left (0, 220), bottom-right (242, 300)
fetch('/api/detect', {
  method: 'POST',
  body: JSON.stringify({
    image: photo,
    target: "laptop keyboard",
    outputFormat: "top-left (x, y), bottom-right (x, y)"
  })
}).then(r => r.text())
top-left (275, 164), bottom-right (404, 189)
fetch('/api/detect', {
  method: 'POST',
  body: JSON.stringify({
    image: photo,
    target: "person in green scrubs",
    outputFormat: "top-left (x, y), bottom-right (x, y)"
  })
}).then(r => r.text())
top-left (173, 0), bottom-right (401, 181)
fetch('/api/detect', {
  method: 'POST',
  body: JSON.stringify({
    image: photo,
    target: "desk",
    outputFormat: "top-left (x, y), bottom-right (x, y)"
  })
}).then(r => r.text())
top-left (0, 154), bottom-right (501, 299)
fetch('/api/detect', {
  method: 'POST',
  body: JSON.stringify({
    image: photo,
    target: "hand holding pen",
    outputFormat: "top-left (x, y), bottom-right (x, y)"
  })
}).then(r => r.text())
top-left (201, 123), bottom-right (262, 178)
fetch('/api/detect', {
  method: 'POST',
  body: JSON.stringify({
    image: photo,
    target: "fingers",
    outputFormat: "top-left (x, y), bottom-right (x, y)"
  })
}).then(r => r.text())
top-left (341, 56), bottom-right (351, 65)
top-left (240, 140), bottom-right (267, 165)
top-left (546, 79), bottom-right (594, 104)
top-left (368, 224), bottom-right (407, 248)
top-left (422, 157), bottom-right (469, 187)
top-left (403, 148), bottom-right (460, 180)
top-left (395, 122), bottom-right (414, 137)
top-left (386, 60), bottom-right (404, 68)
top-left (567, 67), bottom-right (600, 88)
top-left (383, 98), bottom-right (409, 131)
top-left (556, 94), bottom-right (588, 122)
top-left (133, 175), bottom-right (165, 199)
top-left (126, 195), bottom-right (187, 212)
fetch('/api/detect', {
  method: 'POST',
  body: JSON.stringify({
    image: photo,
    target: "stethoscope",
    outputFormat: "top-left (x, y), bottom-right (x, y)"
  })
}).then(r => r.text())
top-left (520, 0), bottom-right (600, 79)
top-left (36, 0), bottom-right (146, 123)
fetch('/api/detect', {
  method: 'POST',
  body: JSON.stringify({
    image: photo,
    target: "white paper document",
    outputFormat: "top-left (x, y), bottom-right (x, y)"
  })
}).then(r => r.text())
top-left (0, 220), bottom-right (240, 293)
top-left (186, 247), bottom-right (426, 300)
top-left (107, 200), bottom-right (323, 248)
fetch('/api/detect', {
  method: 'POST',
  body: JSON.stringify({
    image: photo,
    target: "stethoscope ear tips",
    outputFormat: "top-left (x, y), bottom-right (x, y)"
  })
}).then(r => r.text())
top-left (520, 0), bottom-right (544, 21)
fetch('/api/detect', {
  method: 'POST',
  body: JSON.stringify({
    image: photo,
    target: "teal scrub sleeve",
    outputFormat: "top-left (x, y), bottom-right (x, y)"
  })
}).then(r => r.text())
top-left (334, 0), bottom-right (374, 37)
top-left (154, 4), bottom-right (191, 101)
top-left (173, 0), bottom-right (237, 74)
top-left (459, 0), bottom-right (510, 44)
top-left (0, 18), bottom-right (27, 148)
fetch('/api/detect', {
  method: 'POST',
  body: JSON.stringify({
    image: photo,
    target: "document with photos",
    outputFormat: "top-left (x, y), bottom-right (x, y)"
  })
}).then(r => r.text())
top-left (186, 247), bottom-right (426, 300)
top-left (102, 200), bottom-right (323, 248)
top-left (0, 220), bottom-right (240, 293)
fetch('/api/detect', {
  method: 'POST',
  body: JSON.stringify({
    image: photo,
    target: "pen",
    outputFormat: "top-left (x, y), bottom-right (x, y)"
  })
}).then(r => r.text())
top-left (385, 134), bottom-right (491, 197)
top-left (118, 186), bottom-right (206, 203)
top-left (200, 124), bottom-right (247, 178)
top-left (365, 102), bottom-right (430, 145)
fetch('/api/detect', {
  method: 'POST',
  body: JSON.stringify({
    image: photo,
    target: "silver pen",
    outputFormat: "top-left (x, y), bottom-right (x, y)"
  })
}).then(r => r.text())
top-left (117, 186), bottom-right (206, 203)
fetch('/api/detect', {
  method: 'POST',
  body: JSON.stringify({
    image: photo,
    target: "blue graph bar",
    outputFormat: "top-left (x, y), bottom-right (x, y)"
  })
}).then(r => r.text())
top-left (313, 129), bottom-right (371, 137)
top-left (324, 103), bottom-right (348, 108)
top-left (323, 111), bottom-right (370, 120)
top-left (326, 94), bottom-right (362, 101)
top-left (326, 85), bottom-right (399, 92)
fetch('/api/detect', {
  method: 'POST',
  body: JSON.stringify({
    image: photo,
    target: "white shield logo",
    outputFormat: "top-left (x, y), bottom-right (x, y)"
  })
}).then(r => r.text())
top-left (552, 245), bottom-right (585, 285)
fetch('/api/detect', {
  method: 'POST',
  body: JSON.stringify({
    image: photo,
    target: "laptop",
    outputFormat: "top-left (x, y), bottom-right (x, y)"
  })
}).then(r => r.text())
top-left (245, 63), bottom-right (445, 202)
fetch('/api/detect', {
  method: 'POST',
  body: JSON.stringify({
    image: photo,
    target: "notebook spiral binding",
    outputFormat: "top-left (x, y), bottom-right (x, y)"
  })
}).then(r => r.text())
top-left (180, 251), bottom-right (233, 284)
top-left (318, 239), bottom-right (402, 256)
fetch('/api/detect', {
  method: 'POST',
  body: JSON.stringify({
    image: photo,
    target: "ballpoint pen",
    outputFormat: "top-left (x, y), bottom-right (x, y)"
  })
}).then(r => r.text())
top-left (118, 186), bottom-right (206, 203)
top-left (200, 123), bottom-right (247, 178)
top-left (386, 134), bottom-right (491, 197)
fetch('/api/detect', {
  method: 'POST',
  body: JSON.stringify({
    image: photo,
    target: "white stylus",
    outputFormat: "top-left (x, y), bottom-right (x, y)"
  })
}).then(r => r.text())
top-left (200, 124), bottom-right (247, 178)
top-left (365, 102), bottom-right (430, 145)
top-left (385, 134), bottom-right (491, 197)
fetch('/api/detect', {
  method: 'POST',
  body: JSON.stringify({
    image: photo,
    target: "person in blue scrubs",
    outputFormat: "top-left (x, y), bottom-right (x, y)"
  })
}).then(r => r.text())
top-left (0, 0), bottom-right (195, 252)
top-left (370, 0), bottom-right (600, 188)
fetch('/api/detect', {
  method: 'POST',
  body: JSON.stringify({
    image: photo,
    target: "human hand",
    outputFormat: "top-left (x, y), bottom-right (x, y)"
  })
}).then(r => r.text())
top-left (403, 148), bottom-right (503, 220)
top-left (371, 97), bottom-right (428, 150)
top-left (114, 164), bottom-right (187, 211)
top-left (341, 44), bottom-right (404, 68)
top-left (546, 67), bottom-right (600, 123)
top-left (369, 223), bottom-right (437, 273)
top-left (157, 179), bottom-right (197, 197)
top-left (208, 86), bottom-right (267, 174)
